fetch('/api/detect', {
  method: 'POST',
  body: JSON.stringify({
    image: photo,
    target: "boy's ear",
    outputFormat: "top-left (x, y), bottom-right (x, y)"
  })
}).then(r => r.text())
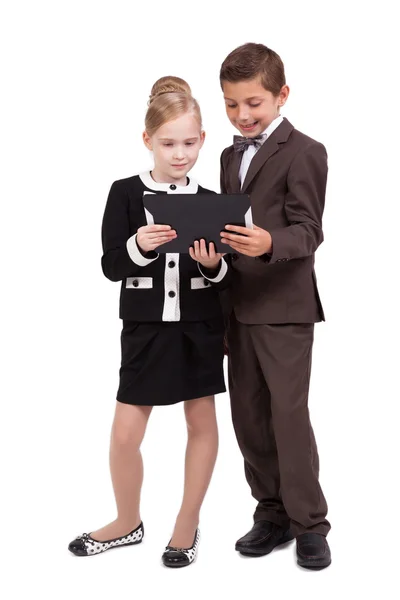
top-left (143, 130), bottom-right (152, 150)
top-left (279, 85), bottom-right (290, 107)
top-left (200, 130), bottom-right (206, 147)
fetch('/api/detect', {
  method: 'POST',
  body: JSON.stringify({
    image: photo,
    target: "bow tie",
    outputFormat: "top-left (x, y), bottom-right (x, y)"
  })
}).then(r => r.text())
top-left (233, 134), bottom-right (267, 153)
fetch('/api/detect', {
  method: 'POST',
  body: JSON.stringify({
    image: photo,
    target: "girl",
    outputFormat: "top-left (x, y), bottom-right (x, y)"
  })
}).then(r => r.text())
top-left (68, 77), bottom-right (230, 568)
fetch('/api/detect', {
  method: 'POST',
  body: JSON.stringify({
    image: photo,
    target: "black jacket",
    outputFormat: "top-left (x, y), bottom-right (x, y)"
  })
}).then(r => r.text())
top-left (101, 172), bottom-right (231, 322)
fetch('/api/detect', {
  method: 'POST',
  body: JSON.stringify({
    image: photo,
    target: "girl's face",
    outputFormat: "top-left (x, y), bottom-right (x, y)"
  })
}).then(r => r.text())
top-left (143, 112), bottom-right (205, 184)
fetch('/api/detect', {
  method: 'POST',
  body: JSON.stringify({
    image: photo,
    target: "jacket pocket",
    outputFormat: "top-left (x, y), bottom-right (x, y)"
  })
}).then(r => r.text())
top-left (191, 277), bottom-right (211, 290)
top-left (126, 277), bottom-right (153, 289)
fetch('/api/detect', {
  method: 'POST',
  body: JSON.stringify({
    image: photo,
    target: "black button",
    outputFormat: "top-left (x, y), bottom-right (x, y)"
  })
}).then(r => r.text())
top-left (204, 280), bottom-right (210, 286)
top-left (169, 184), bottom-right (177, 190)
top-left (168, 291), bottom-right (176, 298)
top-left (168, 261), bottom-right (175, 268)
top-left (132, 280), bottom-right (139, 287)
top-left (232, 253), bottom-right (238, 261)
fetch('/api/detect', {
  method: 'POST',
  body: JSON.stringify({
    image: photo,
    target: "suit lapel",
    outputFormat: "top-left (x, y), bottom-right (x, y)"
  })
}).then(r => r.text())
top-left (241, 139), bottom-right (280, 192)
top-left (241, 118), bottom-right (294, 192)
top-left (228, 150), bottom-right (242, 193)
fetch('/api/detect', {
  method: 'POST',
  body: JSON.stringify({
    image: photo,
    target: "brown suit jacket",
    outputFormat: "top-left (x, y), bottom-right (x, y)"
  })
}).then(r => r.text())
top-left (220, 117), bottom-right (327, 324)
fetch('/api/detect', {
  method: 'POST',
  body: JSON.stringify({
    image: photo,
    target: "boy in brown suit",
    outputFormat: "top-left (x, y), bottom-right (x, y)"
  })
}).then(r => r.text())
top-left (219, 43), bottom-right (331, 569)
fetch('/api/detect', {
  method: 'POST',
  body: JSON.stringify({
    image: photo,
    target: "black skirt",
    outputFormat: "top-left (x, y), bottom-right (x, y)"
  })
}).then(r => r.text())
top-left (116, 318), bottom-right (226, 406)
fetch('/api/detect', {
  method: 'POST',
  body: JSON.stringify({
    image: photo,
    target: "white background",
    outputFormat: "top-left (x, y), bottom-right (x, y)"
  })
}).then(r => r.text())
top-left (1, 1), bottom-right (399, 598)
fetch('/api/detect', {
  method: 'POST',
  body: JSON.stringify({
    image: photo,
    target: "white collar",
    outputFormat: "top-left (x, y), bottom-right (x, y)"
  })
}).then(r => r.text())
top-left (260, 114), bottom-right (284, 139)
top-left (139, 171), bottom-right (198, 193)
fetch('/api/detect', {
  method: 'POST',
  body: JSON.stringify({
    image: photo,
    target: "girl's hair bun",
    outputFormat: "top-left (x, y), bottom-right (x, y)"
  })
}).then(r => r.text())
top-left (148, 76), bottom-right (192, 105)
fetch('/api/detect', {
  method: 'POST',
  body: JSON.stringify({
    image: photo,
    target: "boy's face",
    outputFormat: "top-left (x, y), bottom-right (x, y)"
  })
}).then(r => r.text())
top-left (222, 77), bottom-right (289, 137)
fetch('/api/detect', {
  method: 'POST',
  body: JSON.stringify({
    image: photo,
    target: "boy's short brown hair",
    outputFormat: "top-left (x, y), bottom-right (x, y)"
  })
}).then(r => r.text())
top-left (220, 43), bottom-right (286, 96)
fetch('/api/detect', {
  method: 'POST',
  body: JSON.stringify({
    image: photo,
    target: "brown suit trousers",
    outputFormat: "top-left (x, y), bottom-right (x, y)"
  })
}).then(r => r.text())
top-left (227, 315), bottom-right (330, 536)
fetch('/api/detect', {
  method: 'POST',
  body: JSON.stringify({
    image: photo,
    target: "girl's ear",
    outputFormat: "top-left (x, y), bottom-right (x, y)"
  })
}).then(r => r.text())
top-left (143, 130), bottom-right (152, 150)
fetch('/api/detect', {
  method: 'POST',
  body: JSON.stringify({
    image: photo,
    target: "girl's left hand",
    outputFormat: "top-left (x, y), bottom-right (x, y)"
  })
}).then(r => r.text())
top-left (189, 239), bottom-right (225, 269)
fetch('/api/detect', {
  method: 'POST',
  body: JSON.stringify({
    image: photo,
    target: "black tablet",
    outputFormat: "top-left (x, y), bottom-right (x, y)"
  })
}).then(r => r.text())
top-left (142, 193), bottom-right (252, 253)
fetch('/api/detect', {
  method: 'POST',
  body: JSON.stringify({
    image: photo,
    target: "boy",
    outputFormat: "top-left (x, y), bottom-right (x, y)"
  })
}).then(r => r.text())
top-left (219, 43), bottom-right (331, 570)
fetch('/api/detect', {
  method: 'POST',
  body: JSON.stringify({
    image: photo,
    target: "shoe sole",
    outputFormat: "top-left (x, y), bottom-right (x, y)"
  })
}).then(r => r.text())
top-left (297, 557), bottom-right (331, 570)
top-left (68, 539), bottom-right (142, 557)
top-left (237, 532), bottom-right (295, 557)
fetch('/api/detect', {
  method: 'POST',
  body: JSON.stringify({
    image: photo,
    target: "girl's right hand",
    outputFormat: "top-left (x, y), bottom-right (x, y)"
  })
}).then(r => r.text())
top-left (136, 224), bottom-right (177, 252)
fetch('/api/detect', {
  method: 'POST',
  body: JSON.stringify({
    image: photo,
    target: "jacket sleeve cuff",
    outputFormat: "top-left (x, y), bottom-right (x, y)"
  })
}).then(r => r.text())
top-left (198, 258), bottom-right (228, 283)
top-left (126, 234), bottom-right (159, 266)
top-left (265, 229), bottom-right (291, 264)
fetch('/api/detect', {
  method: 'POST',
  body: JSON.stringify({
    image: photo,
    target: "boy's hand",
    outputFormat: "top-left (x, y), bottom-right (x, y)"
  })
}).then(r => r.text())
top-left (189, 239), bottom-right (225, 269)
top-left (137, 224), bottom-right (177, 252)
top-left (221, 224), bottom-right (272, 257)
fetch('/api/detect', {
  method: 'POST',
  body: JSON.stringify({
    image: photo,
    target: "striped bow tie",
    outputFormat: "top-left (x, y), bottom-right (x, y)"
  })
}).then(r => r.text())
top-left (233, 134), bottom-right (267, 153)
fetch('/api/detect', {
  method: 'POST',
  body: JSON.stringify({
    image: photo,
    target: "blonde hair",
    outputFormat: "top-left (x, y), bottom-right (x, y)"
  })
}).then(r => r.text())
top-left (145, 76), bottom-right (202, 136)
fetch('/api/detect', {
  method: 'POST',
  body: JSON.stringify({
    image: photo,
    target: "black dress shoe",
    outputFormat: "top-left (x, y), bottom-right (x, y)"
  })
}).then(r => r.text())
top-left (296, 533), bottom-right (331, 569)
top-left (68, 522), bottom-right (144, 556)
top-left (235, 520), bottom-right (294, 556)
top-left (162, 529), bottom-right (200, 568)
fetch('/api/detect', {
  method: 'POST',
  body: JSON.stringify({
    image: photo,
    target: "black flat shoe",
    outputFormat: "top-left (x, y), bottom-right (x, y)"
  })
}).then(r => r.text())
top-left (162, 529), bottom-right (200, 568)
top-left (296, 533), bottom-right (331, 570)
top-left (235, 520), bottom-right (294, 556)
top-left (68, 522), bottom-right (144, 556)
